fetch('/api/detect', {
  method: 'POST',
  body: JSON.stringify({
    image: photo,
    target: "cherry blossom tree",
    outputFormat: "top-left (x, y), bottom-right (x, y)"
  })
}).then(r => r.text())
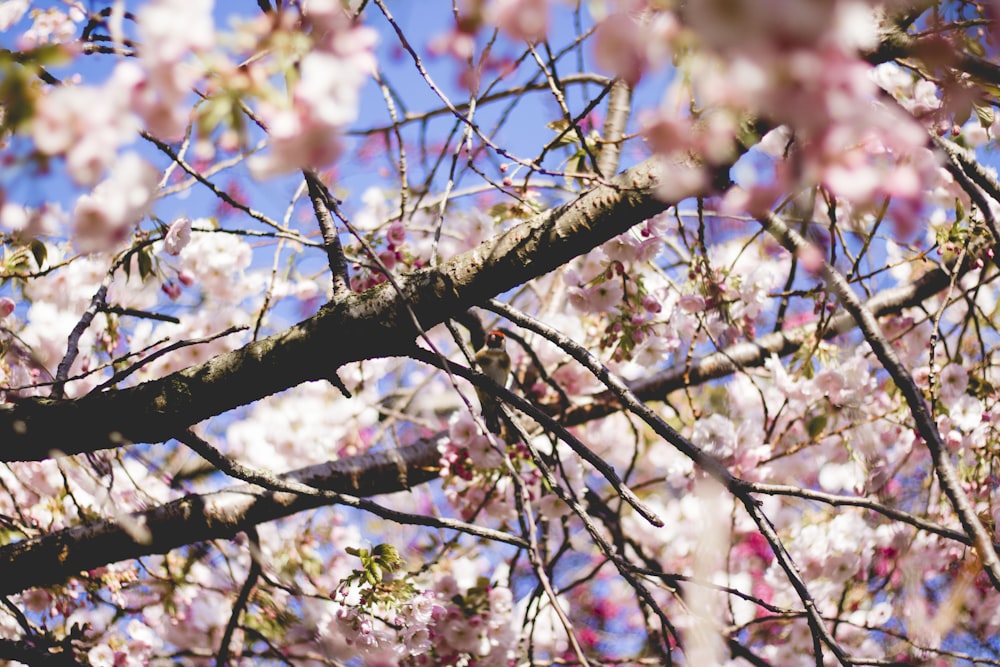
top-left (2, 0), bottom-right (1000, 664)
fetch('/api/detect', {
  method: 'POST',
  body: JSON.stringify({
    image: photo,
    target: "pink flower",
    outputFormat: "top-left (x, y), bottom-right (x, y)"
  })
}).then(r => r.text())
top-left (442, 610), bottom-right (490, 655)
top-left (683, 0), bottom-right (836, 51)
top-left (938, 364), bottom-right (969, 401)
top-left (594, 12), bottom-right (676, 85)
top-left (568, 280), bottom-right (623, 314)
top-left (593, 13), bottom-right (646, 85)
top-left (377, 249), bottom-right (397, 271)
top-left (449, 412), bottom-right (478, 446)
top-left (653, 160), bottom-right (709, 202)
top-left (387, 221), bottom-right (406, 246)
top-left (641, 294), bottom-right (662, 314)
top-left (467, 434), bottom-right (504, 469)
top-left (137, 0), bottom-right (214, 67)
top-left (162, 281), bottom-right (182, 300)
top-left (488, 0), bottom-right (549, 43)
top-left (296, 52), bottom-right (369, 127)
top-left (163, 217), bottom-right (192, 256)
top-left (814, 368), bottom-right (850, 405)
top-left (0, 297), bottom-right (15, 319)
top-left (113, 61), bottom-right (192, 143)
top-left (678, 293), bottom-right (706, 314)
top-left (177, 269), bottom-right (196, 287)
top-left (488, 586), bottom-right (513, 617)
top-left (87, 644), bottom-right (116, 667)
top-left (17, 5), bottom-right (83, 48)
top-left (429, 29), bottom-right (476, 61)
top-left (72, 153), bottom-right (160, 252)
top-left (250, 106), bottom-right (346, 178)
top-left (0, 0), bottom-right (28, 32)
top-left (796, 244), bottom-right (825, 274)
top-left (32, 83), bottom-right (139, 186)
top-left (643, 110), bottom-right (695, 151)
top-left (250, 18), bottom-right (375, 178)
top-left (18, 587), bottom-right (50, 613)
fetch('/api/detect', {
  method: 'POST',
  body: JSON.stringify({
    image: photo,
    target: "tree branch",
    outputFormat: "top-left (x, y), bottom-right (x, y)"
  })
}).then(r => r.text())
top-left (597, 79), bottom-right (632, 178)
top-left (0, 256), bottom-right (978, 596)
top-left (0, 436), bottom-right (529, 596)
top-left (304, 170), bottom-right (352, 298)
top-left (0, 157), bottom-right (681, 462)
top-left (560, 260), bottom-right (963, 424)
top-left (756, 209), bottom-right (1000, 592)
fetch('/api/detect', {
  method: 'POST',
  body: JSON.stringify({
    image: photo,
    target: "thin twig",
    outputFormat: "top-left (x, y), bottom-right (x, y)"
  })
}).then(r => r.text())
top-left (410, 347), bottom-right (664, 528)
top-left (756, 209), bottom-right (1000, 592)
top-left (177, 429), bottom-right (527, 549)
top-left (216, 528), bottom-right (260, 667)
top-left (304, 170), bottom-right (351, 297)
top-left (485, 298), bottom-right (852, 665)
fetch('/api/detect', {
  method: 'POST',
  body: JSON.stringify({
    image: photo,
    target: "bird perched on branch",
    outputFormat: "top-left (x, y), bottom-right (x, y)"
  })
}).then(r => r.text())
top-left (474, 330), bottom-right (511, 434)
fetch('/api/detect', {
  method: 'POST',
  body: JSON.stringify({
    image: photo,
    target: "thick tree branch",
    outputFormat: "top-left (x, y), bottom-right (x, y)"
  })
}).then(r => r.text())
top-left (0, 257), bottom-right (975, 593)
top-left (0, 638), bottom-right (85, 667)
top-left (0, 438), bottom-right (512, 596)
top-left (0, 157), bottom-right (680, 462)
top-left (304, 170), bottom-right (352, 297)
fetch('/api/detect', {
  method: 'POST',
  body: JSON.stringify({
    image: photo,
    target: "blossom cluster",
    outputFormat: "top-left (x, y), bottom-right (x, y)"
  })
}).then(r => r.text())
top-left (248, 0), bottom-right (377, 177)
top-left (2, 0), bottom-right (1000, 665)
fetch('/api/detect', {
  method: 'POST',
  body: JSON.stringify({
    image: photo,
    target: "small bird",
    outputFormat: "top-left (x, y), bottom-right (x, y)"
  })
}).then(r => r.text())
top-left (474, 330), bottom-right (511, 433)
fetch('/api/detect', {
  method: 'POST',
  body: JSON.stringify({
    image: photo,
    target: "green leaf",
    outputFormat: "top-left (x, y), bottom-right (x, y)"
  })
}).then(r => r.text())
top-left (975, 103), bottom-right (994, 129)
top-left (807, 414), bottom-right (828, 439)
top-left (29, 239), bottom-right (46, 269)
top-left (137, 248), bottom-right (154, 281)
top-left (547, 119), bottom-right (578, 147)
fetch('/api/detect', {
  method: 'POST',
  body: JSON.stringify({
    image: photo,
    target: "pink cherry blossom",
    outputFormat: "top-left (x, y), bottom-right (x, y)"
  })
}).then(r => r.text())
top-left (5, 3), bottom-right (1000, 666)
top-left (162, 217), bottom-right (193, 256)
top-left (71, 153), bottom-right (160, 252)
top-left (593, 11), bottom-right (677, 85)
top-left (488, 0), bottom-right (549, 43)
top-left (568, 280), bottom-right (624, 314)
top-left (250, 6), bottom-right (375, 178)
top-left (938, 364), bottom-right (969, 401)
top-left (32, 83), bottom-right (139, 186)
top-left (17, 4), bottom-right (83, 48)
top-left (678, 293), bottom-right (706, 313)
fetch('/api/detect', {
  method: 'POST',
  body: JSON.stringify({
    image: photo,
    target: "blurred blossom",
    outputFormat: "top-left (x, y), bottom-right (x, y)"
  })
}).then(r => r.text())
top-left (593, 11), bottom-right (677, 85)
top-left (250, 7), bottom-right (376, 178)
top-left (17, 4), bottom-right (83, 47)
top-left (32, 83), bottom-right (139, 186)
top-left (938, 363), bottom-right (969, 401)
top-left (568, 280), bottom-right (623, 314)
top-left (678, 293), bottom-right (706, 313)
top-left (488, 0), bottom-right (549, 43)
top-left (0, 0), bottom-right (28, 31)
top-left (71, 153), bottom-right (159, 252)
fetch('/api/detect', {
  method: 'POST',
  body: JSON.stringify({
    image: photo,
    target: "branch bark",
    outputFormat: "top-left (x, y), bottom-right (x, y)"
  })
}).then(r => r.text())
top-left (0, 157), bottom-right (678, 462)
top-left (0, 440), bottom-right (443, 596)
top-left (0, 257), bottom-right (972, 595)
